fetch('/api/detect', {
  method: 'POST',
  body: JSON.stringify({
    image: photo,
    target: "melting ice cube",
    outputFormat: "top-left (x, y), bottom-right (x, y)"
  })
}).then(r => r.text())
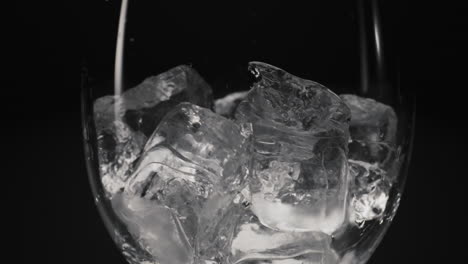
top-left (198, 194), bottom-right (339, 264)
top-left (340, 94), bottom-right (398, 224)
top-left (214, 91), bottom-right (249, 118)
top-left (115, 103), bottom-right (252, 263)
top-left (230, 209), bottom-right (339, 264)
top-left (235, 62), bottom-right (351, 234)
top-left (93, 65), bottom-right (213, 195)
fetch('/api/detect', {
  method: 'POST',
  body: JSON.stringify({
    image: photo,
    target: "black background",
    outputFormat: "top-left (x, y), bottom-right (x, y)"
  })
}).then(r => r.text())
top-left (12, 0), bottom-right (466, 263)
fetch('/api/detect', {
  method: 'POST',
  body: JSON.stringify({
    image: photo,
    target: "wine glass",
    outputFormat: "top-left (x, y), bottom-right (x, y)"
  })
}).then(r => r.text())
top-left (81, 0), bottom-right (415, 263)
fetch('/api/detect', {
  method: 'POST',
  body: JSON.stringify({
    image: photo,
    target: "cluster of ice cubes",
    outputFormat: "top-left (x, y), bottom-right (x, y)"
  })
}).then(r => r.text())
top-left (93, 62), bottom-right (399, 264)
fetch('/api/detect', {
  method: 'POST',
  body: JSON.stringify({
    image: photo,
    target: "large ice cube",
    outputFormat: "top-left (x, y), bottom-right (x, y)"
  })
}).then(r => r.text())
top-left (340, 95), bottom-right (398, 224)
top-left (93, 65), bottom-right (213, 195)
top-left (235, 62), bottom-right (351, 234)
top-left (117, 103), bottom-right (252, 264)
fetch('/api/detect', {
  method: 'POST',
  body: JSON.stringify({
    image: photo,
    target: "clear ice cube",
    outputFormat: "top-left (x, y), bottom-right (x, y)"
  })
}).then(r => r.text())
top-left (93, 65), bottom-right (213, 195)
top-left (340, 94), bottom-right (397, 169)
top-left (214, 91), bottom-right (249, 118)
top-left (94, 65), bottom-right (213, 137)
top-left (112, 193), bottom-right (193, 264)
top-left (348, 160), bottom-right (391, 224)
top-left (115, 103), bottom-right (252, 264)
top-left (340, 94), bottom-right (398, 224)
top-left (340, 95), bottom-right (397, 144)
top-left (230, 209), bottom-right (339, 264)
top-left (235, 62), bottom-right (351, 234)
top-left (197, 190), bottom-right (339, 264)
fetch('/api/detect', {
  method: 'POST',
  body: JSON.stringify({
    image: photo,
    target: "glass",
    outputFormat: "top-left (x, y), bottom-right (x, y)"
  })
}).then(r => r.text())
top-left (81, 1), bottom-right (415, 263)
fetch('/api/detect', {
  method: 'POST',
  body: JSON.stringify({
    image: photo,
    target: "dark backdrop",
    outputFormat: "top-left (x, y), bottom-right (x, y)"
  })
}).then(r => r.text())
top-left (13, 1), bottom-right (466, 263)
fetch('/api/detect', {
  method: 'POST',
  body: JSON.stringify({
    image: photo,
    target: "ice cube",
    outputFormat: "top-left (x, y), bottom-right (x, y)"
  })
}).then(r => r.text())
top-left (93, 65), bottom-right (213, 195)
top-left (236, 62), bottom-right (350, 135)
top-left (348, 160), bottom-right (390, 224)
top-left (340, 94), bottom-right (396, 144)
top-left (229, 206), bottom-right (339, 264)
top-left (340, 94), bottom-right (397, 168)
top-left (197, 188), bottom-right (339, 264)
top-left (197, 196), bottom-right (248, 263)
top-left (340, 95), bottom-right (398, 224)
top-left (97, 121), bottom-right (147, 195)
top-left (119, 103), bottom-right (252, 263)
top-left (214, 91), bottom-right (249, 118)
top-left (94, 65), bottom-right (213, 137)
top-left (235, 62), bottom-right (351, 234)
top-left (112, 193), bottom-right (193, 264)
